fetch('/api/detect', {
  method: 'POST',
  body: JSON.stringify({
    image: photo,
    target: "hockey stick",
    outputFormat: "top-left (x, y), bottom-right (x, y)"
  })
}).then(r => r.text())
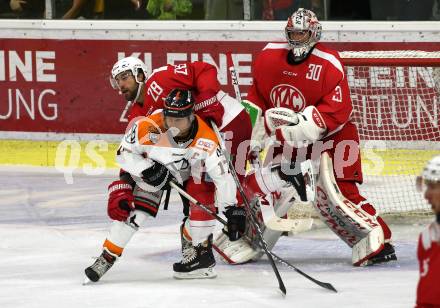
top-left (210, 124), bottom-right (286, 296)
top-left (169, 181), bottom-right (337, 293)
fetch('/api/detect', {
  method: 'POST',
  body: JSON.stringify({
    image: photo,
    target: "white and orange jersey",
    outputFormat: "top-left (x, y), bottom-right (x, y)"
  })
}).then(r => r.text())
top-left (116, 113), bottom-right (237, 208)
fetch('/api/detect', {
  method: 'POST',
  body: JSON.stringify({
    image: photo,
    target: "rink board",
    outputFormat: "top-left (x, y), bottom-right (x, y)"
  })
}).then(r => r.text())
top-left (1, 139), bottom-right (439, 176)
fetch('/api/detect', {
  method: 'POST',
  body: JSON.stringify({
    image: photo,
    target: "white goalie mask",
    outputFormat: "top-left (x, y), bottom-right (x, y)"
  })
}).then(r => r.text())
top-left (416, 155), bottom-right (440, 192)
top-left (285, 8), bottom-right (322, 61)
top-left (110, 56), bottom-right (148, 101)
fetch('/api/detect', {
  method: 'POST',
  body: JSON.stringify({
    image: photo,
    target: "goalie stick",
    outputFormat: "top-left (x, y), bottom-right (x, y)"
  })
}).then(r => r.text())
top-left (169, 181), bottom-right (337, 293)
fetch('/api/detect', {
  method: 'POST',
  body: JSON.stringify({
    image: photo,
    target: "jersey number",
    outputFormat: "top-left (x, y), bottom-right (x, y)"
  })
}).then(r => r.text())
top-left (332, 86), bottom-right (342, 103)
top-left (306, 64), bottom-right (322, 81)
top-left (174, 64), bottom-right (188, 75)
top-left (147, 81), bottom-right (163, 102)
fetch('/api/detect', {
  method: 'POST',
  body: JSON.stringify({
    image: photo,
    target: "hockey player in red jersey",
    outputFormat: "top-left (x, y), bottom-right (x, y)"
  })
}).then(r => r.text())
top-left (84, 89), bottom-right (245, 282)
top-left (415, 155), bottom-right (440, 308)
top-left (110, 57), bottom-right (252, 170)
top-left (217, 8), bottom-right (396, 266)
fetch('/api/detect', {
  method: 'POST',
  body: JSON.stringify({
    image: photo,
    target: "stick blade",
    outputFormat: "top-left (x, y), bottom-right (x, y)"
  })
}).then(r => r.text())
top-left (279, 283), bottom-right (287, 296)
top-left (317, 281), bottom-right (338, 293)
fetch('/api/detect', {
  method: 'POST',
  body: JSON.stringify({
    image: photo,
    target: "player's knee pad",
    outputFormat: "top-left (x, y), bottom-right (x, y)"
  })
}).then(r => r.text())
top-left (314, 152), bottom-right (385, 265)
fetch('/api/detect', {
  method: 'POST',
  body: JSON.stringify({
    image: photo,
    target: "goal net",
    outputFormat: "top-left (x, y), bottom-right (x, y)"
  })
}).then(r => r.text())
top-left (288, 50), bottom-right (440, 222)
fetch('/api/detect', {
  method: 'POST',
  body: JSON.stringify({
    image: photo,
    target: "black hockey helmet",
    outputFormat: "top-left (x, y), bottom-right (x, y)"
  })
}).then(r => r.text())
top-left (163, 89), bottom-right (194, 118)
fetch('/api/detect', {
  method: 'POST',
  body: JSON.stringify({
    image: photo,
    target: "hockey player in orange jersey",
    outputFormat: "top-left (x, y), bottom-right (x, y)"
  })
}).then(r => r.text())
top-left (84, 89), bottom-right (246, 282)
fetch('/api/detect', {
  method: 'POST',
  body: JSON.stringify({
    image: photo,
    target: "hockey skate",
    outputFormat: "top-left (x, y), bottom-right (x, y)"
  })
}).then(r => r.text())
top-left (366, 243), bottom-right (397, 265)
top-left (173, 234), bottom-right (217, 279)
top-left (84, 249), bottom-right (118, 283)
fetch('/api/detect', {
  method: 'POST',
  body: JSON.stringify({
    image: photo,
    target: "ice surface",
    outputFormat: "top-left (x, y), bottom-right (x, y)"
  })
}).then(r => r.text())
top-left (0, 166), bottom-right (428, 308)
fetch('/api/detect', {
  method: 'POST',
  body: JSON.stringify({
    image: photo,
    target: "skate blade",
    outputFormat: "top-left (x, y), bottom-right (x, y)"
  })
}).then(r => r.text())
top-left (82, 277), bottom-right (93, 285)
top-left (173, 268), bottom-right (217, 280)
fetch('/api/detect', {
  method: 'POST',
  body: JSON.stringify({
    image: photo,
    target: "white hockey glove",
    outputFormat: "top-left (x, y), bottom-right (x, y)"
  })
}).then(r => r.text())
top-left (264, 107), bottom-right (299, 134)
top-left (266, 106), bottom-right (327, 147)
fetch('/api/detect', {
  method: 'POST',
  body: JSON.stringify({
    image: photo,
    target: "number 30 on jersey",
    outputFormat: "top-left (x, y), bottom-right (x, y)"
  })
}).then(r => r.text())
top-left (306, 64), bottom-right (322, 81)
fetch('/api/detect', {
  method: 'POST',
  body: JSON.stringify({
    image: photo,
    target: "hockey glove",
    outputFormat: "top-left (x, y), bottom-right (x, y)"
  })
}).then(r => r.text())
top-left (224, 206), bottom-right (246, 241)
top-left (194, 90), bottom-right (224, 128)
top-left (141, 161), bottom-right (172, 190)
top-left (107, 180), bottom-right (135, 221)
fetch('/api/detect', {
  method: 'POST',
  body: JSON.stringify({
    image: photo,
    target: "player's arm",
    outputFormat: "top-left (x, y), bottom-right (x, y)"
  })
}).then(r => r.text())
top-left (116, 119), bottom-right (172, 188)
top-left (107, 125), bottom-right (148, 222)
top-left (190, 61), bottom-right (221, 95)
top-left (267, 66), bottom-right (351, 147)
top-left (204, 146), bottom-right (237, 208)
top-left (204, 146), bottom-right (246, 241)
top-left (314, 68), bottom-right (353, 135)
top-left (183, 61), bottom-right (225, 127)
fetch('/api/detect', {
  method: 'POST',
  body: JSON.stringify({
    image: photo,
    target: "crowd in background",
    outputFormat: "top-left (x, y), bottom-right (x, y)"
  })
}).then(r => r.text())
top-left (1, 0), bottom-right (440, 20)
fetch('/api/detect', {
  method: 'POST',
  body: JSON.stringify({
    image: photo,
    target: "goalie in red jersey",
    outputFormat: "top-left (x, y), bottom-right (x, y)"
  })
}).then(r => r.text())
top-left (415, 156), bottom-right (440, 308)
top-left (216, 8), bottom-right (397, 267)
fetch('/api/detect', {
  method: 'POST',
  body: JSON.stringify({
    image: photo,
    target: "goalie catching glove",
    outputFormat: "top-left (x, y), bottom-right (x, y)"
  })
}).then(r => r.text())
top-left (265, 105), bottom-right (327, 147)
top-left (224, 206), bottom-right (246, 241)
top-left (107, 180), bottom-right (135, 221)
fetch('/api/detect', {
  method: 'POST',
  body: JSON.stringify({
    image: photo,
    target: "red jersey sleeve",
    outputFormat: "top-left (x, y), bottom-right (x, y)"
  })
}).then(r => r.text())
top-left (188, 61), bottom-right (221, 98)
top-left (315, 54), bottom-right (353, 134)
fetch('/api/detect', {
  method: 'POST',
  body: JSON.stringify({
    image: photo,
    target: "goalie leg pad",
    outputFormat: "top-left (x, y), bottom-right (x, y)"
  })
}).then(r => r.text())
top-left (213, 232), bottom-right (258, 264)
top-left (352, 227), bottom-right (384, 266)
top-left (214, 196), bottom-right (287, 264)
top-left (338, 181), bottom-right (392, 242)
top-left (314, 152), bottom-right (385, 265)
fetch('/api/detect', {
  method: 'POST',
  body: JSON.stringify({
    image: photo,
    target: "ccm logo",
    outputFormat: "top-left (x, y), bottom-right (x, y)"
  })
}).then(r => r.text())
top-left (311, 108), bottom-right (326, 129)
top-left (282, 70), bottom-right (297, 77)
